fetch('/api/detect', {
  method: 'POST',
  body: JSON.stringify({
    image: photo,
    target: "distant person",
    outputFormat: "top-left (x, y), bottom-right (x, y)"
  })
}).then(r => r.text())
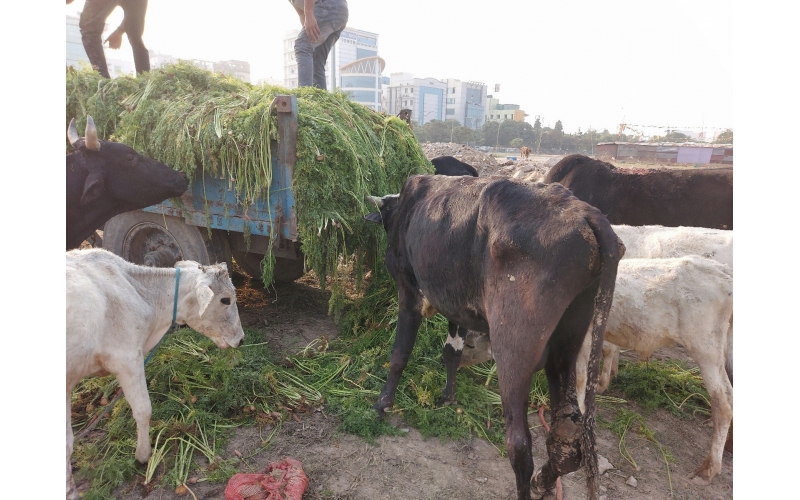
top-left (290, 0), bottom-right (349, 89)
top-left (79, 0), bottom-right (151, 79)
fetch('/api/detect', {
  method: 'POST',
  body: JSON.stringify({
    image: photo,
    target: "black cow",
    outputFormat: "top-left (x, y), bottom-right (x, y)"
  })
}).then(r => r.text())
top-left (364, 175), bottom-right (623, 500)
top-left (66, 116), bottom-right (188, 250)
top-left (431, 156), bottom-right (479, 403)
top-left (431, 155), bottom-right (479, 177)
top-left (543, 154), bottom-right (733, 230)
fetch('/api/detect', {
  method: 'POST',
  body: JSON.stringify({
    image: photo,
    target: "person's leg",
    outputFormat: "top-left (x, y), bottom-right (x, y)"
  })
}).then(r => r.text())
top-left (311, 29), bottom-right (341, 90)
top-left (120, 0), bottom-right (150, 74)
top-left (79, 0), bottom-right (120, 78)
top-left (296, 0), bottom-right (349, 89)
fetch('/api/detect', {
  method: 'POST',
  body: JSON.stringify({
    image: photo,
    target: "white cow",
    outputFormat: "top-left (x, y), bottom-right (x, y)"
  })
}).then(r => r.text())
top-left (598, 225), bottom-right (733, 392)
top-left (575, 256), bottom-right (733, 485)
top-left (66, 248), bottom-right (245, 500)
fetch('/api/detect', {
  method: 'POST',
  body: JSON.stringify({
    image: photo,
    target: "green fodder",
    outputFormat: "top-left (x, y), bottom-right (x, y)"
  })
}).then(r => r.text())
top-left (65, 63), bottom-right (431, 298)
top-left (611, 359), bottom-right (712, 418)
top-left (71, 327), bottom-right (316, 498)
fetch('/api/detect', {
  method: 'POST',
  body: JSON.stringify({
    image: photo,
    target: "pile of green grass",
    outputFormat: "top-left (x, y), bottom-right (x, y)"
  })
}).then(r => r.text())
top-left (65, 63), bottom-right (431, 296)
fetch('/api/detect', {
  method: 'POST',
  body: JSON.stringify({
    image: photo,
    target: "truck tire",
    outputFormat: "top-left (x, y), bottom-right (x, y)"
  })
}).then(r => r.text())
top-left (103, 211), bottom-right (232, 270)
top-left (232, 251), bottom-right (306, 284)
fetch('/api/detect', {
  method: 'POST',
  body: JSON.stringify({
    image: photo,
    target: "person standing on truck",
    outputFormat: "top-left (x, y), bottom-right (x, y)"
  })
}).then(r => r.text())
top-left (290, 0), bottom-right (349, 90)
top-left (79, 0), bottom-right (151, 79)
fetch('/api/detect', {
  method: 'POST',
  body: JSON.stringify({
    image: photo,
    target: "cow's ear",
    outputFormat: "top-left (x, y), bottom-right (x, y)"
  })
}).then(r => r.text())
top-left (80, 172), bottom-right (105, 205)
top-left (364, 212), bottom-right (382, 224)
top-left (197, 284), bottom-right (214, 316)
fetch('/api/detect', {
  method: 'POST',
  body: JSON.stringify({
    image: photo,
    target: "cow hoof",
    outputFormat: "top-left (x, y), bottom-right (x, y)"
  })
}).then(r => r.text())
top-left (688, 471), bottom-right (713, 486)
top-left (531, 470), bottom-right (552, 499)
top-left (689, 475), bottom-right (712, 486)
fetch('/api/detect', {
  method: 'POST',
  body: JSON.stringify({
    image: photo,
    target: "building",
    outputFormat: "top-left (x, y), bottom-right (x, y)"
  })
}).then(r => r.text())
top-left (67, 14), bottom-right (90, 68)
top-left (213, 60), bottom-right (250, 83)
top-left (444, 79), bottom-right (487, 130)
top-left (484, 95), bottom-right (527, 123)
top-left (283, 27), bottom-right (385, 111)
top-left (384, 73), bottom-right (448, 126)
top-left (384, 75), bottom-right (487, 129)
top-left (595, 142), bottom-right (733, 165)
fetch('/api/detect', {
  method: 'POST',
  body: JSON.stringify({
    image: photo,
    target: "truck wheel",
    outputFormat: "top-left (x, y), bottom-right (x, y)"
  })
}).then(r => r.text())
top-left (232, 251), bottom-right (306, 283)
top-left (103, 211), bottom-right (231, 270)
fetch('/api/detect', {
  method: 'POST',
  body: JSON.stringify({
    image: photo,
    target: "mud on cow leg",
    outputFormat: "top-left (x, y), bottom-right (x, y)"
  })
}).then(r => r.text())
top-left (439, 322), bottom-right (468, 406)
top-left (531, 404), bottom-right (585, 495)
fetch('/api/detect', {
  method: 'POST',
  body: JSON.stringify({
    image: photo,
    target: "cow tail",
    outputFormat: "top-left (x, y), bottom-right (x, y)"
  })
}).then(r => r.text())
top-left (581, 214), bottom-right (622, 498)
top-left (726, 313), bottom-right (733, 385)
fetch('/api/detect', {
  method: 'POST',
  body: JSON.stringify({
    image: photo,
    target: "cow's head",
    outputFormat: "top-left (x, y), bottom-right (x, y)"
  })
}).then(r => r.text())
top-left (177, 261), bottom-right (245, 349)
top-left (364, 194), bottom-right (400, 232)
top-left (68, 116), bottom-right (188, 208)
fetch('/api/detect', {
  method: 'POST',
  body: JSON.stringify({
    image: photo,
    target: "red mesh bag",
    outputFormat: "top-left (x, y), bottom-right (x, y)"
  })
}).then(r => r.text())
top-left (224, 458), bottom-right (308, 500)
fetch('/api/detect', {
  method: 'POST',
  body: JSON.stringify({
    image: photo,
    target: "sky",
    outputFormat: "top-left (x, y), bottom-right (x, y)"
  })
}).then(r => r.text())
top-left (65, 0), bottom-right (732, 136)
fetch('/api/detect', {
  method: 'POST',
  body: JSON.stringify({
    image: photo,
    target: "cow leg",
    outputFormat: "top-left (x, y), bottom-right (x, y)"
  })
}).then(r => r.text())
top-left (113, 361), bottom-right (153, 463)
top-left (533, 286), bottom-right (602, 500)
top-left (490, 292), bottom-right (573, 500)
top-left (374, 288), bottom-right (423, 413)
top-left (439, 322), bottom-right (468, 405)
top-left (598, 342), bottom-right (620, 393)
top-left (575, 332), bottom-right (592, 415)
top-left (67, 390), bottom-right (79, 500)
top-left (685, 320), bottom-right (733, 485)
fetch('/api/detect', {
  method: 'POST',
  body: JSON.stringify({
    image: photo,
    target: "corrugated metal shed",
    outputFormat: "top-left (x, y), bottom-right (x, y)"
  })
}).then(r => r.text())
top-left (594, 142), bottom-right (732, 165)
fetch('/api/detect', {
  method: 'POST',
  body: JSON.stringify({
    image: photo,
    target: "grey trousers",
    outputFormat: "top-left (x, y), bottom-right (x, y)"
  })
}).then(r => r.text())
top-left (294, 0), bottom-right (349, 89)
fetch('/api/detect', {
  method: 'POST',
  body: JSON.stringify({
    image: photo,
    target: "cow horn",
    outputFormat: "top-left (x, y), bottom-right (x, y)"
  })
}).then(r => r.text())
top-left (67, 118), bottom-right (80, 147)
top-left (366, 195), bottom-right (383, 209)
top-left (85, 115), bottom-right (100, 151)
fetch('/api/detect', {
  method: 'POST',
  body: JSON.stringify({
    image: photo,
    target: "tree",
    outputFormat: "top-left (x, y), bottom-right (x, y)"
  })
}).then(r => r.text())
top-left (554, 120), bottom-right (563, 133)
top-left (510, 138), bottom-right (523, 148)
top-left (662, 131), bottom-right (691, 142)
top-left (714, 129), bottom-right (733, 143)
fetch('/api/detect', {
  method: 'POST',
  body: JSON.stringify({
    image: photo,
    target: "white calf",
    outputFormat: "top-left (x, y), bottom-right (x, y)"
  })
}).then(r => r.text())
top-left (66, 248), bottom-right (245, 500)
top-left (599, 225), bottom-right (733, 392)
top-left (576, 256), bottom-right (733, 485)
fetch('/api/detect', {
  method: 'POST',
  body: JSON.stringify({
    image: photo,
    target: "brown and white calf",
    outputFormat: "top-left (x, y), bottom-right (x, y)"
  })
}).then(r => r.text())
top-left (575, 256), bottom-right (733, 485)
top-left (66, 248), bottom-right (244, 500)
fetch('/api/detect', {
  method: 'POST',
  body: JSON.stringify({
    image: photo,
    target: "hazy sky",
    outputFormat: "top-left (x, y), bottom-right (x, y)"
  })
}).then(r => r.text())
top-left (65, 0), bottom-right (732, 135)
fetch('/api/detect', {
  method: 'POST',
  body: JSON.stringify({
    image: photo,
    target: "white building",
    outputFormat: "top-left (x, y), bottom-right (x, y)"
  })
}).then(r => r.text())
top-left (444, 79), bottom-right (487, 130)
top-left (484, 95), bottom-right (527, 123)
top-left (67, 14), bottom-right (90, 68)
top-left (283, 27), bottom-right (385, 111)
top-left (384, 73), bottom-right (448, 126)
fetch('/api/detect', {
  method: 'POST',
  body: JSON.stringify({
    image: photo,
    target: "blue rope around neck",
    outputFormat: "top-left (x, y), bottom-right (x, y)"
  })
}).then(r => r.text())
top-left (144, 267), bottom-right (180, 366)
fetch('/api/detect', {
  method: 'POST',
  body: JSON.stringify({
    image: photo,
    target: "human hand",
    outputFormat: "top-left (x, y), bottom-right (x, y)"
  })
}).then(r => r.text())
top-left (67, 0), bottom-right (74, 4)
top-left (105, 30), bottom-right (123, 49)
top-left (304, 13), bottom-right (320, 43)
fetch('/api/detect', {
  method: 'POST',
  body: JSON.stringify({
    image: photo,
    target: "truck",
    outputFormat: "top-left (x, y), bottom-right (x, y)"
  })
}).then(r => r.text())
top-left (100, 95), bottom-right (304, 283)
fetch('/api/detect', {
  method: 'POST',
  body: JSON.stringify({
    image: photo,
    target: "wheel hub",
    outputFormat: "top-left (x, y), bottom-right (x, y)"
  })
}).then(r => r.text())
top-left (122, 222), bottom-right (184, 267)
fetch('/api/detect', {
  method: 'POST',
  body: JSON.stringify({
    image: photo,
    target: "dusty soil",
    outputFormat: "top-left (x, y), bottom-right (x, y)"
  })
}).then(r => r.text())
top-left (106, 267), bottom-right (732, 500)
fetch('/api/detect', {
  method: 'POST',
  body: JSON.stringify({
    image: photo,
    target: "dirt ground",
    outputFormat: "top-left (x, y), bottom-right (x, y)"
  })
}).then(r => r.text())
top-left (106, 266), bottom-right (732, 500)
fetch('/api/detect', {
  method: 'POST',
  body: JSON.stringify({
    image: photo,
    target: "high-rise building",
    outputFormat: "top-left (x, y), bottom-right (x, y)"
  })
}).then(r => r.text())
top-left (283, 28), bottom-right (385, 111)
top-left (67, 14), bottom-right (91, 68)
top-left (385, 74), bottom-right (487, 130)
top-left (384, 73), bottom-right (448, 126)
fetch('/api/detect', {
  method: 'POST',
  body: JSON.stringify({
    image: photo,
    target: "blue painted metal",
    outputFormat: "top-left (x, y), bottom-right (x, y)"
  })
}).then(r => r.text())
top-left (142, 95), bottom-right (298, 244)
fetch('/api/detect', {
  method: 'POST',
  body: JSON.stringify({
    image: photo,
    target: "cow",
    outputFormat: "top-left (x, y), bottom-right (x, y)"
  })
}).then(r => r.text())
top-left (597, 225), bottom-right (733, 392)
top-left (66, 116), bottom-right (189, 250)
top-left (364, 174), bottom-right (623, 500)
top-left (543, 154), bottom-right (733, 230)
top-left (431, 155), bottom-right (479, 178)
top-left (66, 248), bottom-right (245, 500)
top-left (521, 146), bottom-right (532, 159)
top-left (574, 256), bottom-right (733, 486)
